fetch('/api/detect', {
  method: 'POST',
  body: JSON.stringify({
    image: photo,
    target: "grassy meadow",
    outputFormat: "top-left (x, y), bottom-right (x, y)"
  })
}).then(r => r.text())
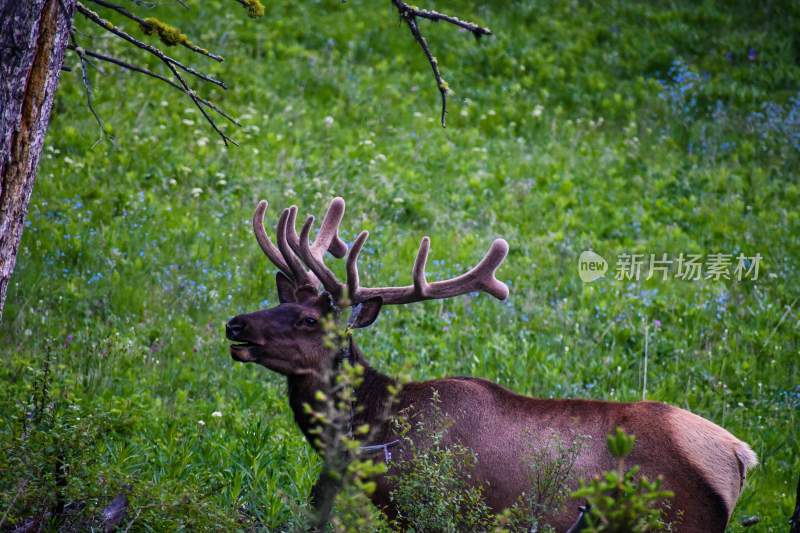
top-left (1, 0), bottom-right (799, 529)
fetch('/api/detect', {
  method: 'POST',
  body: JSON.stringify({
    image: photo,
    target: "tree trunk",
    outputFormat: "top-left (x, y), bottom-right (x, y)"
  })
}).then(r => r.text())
top-left (0, 0), bottom-right (74, 320)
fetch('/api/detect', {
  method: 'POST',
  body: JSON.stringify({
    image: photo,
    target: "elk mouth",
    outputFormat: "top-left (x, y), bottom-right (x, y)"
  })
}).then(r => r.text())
top-left (228, 340), bottom-right (261, 362)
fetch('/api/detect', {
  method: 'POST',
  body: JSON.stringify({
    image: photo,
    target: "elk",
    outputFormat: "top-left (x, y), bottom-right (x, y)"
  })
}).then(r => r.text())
top-left (226, 197), bottom-right (757, 532)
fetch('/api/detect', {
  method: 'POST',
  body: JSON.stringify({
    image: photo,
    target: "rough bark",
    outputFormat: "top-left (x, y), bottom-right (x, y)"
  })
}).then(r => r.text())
top-left (0, 0), bottom-right (75, 320)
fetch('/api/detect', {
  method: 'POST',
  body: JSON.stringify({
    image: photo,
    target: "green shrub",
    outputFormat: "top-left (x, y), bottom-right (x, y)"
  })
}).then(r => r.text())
top-left (571, 428), bottom-right (674, 532)
top-left (389, 392), bottom-right (495, 532)
top-left (500, 434), bottom-right (589, 532)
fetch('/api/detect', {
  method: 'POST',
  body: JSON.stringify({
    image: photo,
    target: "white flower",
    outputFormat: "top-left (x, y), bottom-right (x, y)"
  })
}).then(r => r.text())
top-left (198, 420), bottom-right (206, 426)
top-left (182, 119), bottom-right (195, 126)
top-left (532, 104), bottom-right (544, 118)
top-left (191, 188), bottom-right (203, 197)
top-left (324, 116), bottom-right (334, 128)
top-left (212, 411), bottom-right (223, 418)
top-left (168, 179), bottom-right (177, 186)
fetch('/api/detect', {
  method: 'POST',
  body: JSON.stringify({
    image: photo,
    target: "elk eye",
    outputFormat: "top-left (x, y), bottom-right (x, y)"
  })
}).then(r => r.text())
top-left (303, 317), bottom-right (318, 327)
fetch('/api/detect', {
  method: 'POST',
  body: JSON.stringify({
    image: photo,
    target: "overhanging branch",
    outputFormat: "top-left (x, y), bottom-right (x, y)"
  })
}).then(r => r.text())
top-left (391, 0), bottom-right (491, 127)
top-left (74, 1), bottom-right (236, 146)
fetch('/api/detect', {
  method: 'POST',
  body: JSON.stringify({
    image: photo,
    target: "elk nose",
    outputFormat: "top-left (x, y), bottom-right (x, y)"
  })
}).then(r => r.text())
top-left (226, 318), bottom-right (245, 339)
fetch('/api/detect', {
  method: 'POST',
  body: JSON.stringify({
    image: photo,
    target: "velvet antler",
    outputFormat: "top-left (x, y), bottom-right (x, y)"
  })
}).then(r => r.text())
top-left (253, 197), bottom-right (509, 310)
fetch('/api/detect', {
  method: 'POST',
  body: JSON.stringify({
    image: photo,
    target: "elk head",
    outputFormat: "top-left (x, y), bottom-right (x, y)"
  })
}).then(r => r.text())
top-left (226, 197), bottom-right (509, 376)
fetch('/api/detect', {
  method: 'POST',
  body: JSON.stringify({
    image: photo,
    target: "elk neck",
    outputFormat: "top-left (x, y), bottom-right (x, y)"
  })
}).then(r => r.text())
top-left (286, 337), bottom-right (397, 448)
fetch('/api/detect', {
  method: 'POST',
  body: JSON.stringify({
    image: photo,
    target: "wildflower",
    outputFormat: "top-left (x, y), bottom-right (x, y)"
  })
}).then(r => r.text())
top-left (324, 116), bottom-right (334, 128)
top-left (198, 420), bottom-right (206, 426)
top-left (212, 411), bottom-right (223, 418)
top-left (191, 188), bottom-right (203, 197)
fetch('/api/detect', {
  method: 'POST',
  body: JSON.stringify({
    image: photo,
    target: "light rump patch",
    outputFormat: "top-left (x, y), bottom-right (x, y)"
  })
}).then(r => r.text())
top-left (667, 406), bottom-right (757, 518)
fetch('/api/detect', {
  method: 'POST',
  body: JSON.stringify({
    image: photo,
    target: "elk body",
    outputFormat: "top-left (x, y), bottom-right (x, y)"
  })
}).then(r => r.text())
top-left (226, 197), bottom-right (757, 532)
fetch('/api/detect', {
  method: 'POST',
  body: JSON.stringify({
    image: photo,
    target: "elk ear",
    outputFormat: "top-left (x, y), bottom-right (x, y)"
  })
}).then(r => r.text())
top-left (348, 297), bottom-right (383, 329)
top-left (276, 272), bottom-right (296, 304)
top-left (294, 284), bottom-right (319, 304)
top-left (314, 291), bottom-right (336, 315)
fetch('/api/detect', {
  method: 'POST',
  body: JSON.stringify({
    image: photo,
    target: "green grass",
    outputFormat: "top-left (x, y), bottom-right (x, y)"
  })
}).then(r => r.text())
top-left (1, 0), bottom-right (799, 529)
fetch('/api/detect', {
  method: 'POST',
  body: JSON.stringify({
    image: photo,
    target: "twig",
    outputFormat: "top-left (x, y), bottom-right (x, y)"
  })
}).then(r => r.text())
top-left (231, 0), bottom-right (265, 18)
top-left (70, 35), bottom-right (106, 132)
top-left (76, 3), bottom-right (226, 88)
top-left (76, 1), bottom-right (236, 145)
top-left (0, 479), bottom-right (28, 528)
top-left (66, 45), bottom-right (240, 126)
top-left (764, 297), bottom-right (797, 347)
top-left (164, 61), bottom-right (238, 146)
top-left (642, 320), bottom-right (649, 400)
top-left (86, 0), bottom-right (224, 62)
top-left (391, 0), bottom-right (491, 127)
top-left (121, 507), bottom-right (142, 533)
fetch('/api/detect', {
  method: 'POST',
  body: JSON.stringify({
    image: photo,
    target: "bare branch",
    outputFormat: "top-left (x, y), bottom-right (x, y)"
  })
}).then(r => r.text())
top-left (164, 60), bottom-right (238, 146)
top-left (75, 1), bottom-right (236, 145)
top-left (76, 3), bottom-right (226, 88)
top-left (67, 45), bottom-right (240, 126)
top-left (86, 0), bottom-right (224, 62)
top-left (73, 45), bottom-right (105, 132)
top-left (391, 0), bottom-right (491, 127)
top-left (232, 0), bottom-right (266, 18)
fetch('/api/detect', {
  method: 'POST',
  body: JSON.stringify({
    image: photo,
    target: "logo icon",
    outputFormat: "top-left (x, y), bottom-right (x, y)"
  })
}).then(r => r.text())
top-left (578, 251), bottom-right (608, 283)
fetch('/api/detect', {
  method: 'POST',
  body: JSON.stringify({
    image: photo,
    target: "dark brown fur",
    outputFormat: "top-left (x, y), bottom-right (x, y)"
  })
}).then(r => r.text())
top-left (227, 294), bottom-right (756, 532)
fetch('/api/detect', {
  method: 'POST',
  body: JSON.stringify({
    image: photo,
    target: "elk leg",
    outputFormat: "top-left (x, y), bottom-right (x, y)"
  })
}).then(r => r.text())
top-left (309, 468), bottom-right (341, 531)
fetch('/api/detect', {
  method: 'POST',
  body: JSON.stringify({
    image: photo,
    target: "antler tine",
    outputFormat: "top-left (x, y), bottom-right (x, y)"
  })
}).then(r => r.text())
top-left (346, 231), bottom-right (370, 304)
top-left (253, 200), bottom-right (291, 277)
top-left (347, 236), bottom-right (510, 305)
top-left (276, 208), bottom-right (315, 287)
top-left (298, 215), bottom-right (346, 299)
top-left (284, 205), bottom-right (301, 250)
top-left (287, 198), bottom-right (347, 260)
top-left (412, 236), bottom-right (431, 294)
top-left (313, 197), bottom-right (348, 259)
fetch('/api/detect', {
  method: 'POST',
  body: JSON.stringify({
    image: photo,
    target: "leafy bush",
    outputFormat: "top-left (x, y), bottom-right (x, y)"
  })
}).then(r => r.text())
top-left (389, 393), bottom-right (495, 532)
top-left (572, 428), bottom-right (674, 532)
top-left (500, 434), bottom-right (588, 532)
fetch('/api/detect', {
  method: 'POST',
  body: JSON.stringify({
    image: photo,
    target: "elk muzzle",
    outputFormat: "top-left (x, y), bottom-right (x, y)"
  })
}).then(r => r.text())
top-left (226, 315), bottom-right (260, 362)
